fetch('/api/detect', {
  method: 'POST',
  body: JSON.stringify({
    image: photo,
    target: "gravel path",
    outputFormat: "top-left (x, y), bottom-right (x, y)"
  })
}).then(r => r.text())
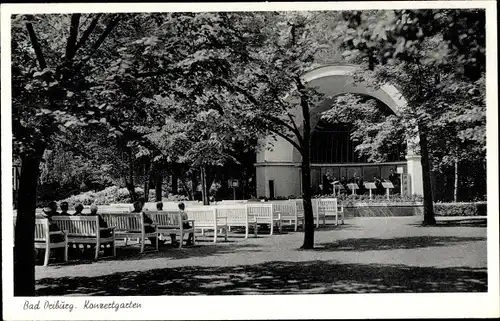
top-left (35, 216), bottom-right (487, 295)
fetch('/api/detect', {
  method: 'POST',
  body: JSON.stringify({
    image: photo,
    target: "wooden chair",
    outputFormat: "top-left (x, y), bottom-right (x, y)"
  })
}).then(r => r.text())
top-left (52, 215), bottom-right (116, 259)
top-left (185, 208), bottom-right (228, 243)
top-left (247, 203), bottom-right (281, 235)
top-left (101, 213), bottom-right (158, 253)
top-left (34, 219), bottom-right (68, 266)
top-left (148, 211), bottom-right (196, 248)
top-left (215, 205), bottom-right (258, 238)
top-left (318, 198), bottom-right (344, 226)
top-left (273, 200), bottom-right (302, 231)
top-left (295, 199), bottom-right (305, 229)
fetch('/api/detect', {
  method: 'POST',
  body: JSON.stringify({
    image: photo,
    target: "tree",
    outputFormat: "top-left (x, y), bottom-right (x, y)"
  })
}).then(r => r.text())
top-left (129, 12), bottom-right (273, 205)
top-left (210, 11), bottom-right (346, 248)
top-left (340, 9), bottom-right (485, 225)
top-left (12, 13), bottom-right (127, 295)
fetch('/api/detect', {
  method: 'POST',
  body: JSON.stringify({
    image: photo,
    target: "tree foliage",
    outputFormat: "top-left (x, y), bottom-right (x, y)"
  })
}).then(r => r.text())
top-left (339, 9), bottom-right (486, 222)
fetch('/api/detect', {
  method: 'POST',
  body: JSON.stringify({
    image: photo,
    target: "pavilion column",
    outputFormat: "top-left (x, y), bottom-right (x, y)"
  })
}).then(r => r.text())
top-left (405, 127), bottom-right (424, 196)
top-left (406, 151), bottom-right (424, 197)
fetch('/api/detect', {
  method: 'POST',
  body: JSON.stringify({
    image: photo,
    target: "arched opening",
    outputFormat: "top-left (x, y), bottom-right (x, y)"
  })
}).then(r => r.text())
top-left (310, 94), bottom-right (406, 164)
top-left (309, 93), bottom-right (408, 195)
top-left (255, 65), bottom-right (423, 199)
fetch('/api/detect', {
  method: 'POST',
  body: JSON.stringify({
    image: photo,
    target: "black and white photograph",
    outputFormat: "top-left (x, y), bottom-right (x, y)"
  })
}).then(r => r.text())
top-left (2, 1), bottom-right (499, 320)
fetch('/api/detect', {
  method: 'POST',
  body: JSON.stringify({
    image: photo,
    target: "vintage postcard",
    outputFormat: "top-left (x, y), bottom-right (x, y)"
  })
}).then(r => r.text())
top-left (2, 1), bottom-right (499, 320)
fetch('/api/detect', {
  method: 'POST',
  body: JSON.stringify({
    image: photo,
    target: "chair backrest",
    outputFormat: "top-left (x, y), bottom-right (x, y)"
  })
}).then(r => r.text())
top-left (186, 207), bottom-right (217, 226)
top-left (101, 213), bottom-right (144, 232)
top-left (34, 219), bottom-right (50, 242)
top-left (247, 204), bottom-right (274, 222)
top-left (295, 199), bottom-right (304, 217)
top-left (296, 199), bottom-right (325, 217)
top-left (215, 205), bottom-right (248, 225)
top-left (220, 200), bottom-right (248, 204)
top-left (51, 215), bottom-right (99, 237)
top-left (148, 211), bottom-right (182, 228)
top-left (272, 201), bottom-right (297, 219)
top-left (96, 205), bottom-right (131, 213)
top-left (318, 198), bottom-right (338, 214)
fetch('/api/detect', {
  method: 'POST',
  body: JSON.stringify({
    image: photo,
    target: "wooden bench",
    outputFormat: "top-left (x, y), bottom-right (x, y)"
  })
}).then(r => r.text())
top-left (273, 201), bottom-right (303, 231)
top-left (215, 205), bottom-right (258, 238)
top-left (34, 218), bottom-right (68, 266)
top-left (317, 198), bottom-right (344, 226)
top-left (186, 207), bottom-right (228, 243)
top-left (148, 211), bottom-right (196, 248)
top-left (311, 199), bottom-right (326, 227)
top-left (51, 216), bottom-right (116, 259)
top-left (247, 204), bottom-right (281, 235)
top-left (100, 213), bottom-right (159, 253)
top-left (294, 199), bottom-right (326, 228)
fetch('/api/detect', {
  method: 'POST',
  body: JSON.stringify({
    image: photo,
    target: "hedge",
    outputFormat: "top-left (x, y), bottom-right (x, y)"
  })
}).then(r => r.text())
top-left (434, 202), bottom-right (487, 217)
top-left (59, 186), bottom-right (189, 208)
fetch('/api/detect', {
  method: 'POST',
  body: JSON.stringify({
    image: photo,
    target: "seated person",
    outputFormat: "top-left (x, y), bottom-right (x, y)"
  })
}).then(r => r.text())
top-left (131, 201), bottom-right (163, 246)
top-left (155, 201), bottom-right (170, 245)
top-left (355, 176), bottom-right (365, 195)
top-left (322, 174), bottom-right (331, 195)
top-left (74, 203), bottom-right (112, 237)
top-left (74, 203), bottom-right (84, 215)
top-left (75, 204), bottom-right (113, 256)
top-left (388, 168), bottom-right (401, 194)
top-left (138, 197), bottom-right (148, 212)
top-left (373, 176), bottom-right (384, 195)
top-left (39, 205), bottom-right (65, 242)
top-left (340, 176), bottom-right (349, 191)
top-left (59, 202), bottom-right (70, 216)
top-left (34, 204), bottom-right (65, 263)
top-left (170, 203), bottom-right (193, 246)
top-left (47, 201), bottom-right (60, 216)
top-left (88, 204), bottom-right (112, 238)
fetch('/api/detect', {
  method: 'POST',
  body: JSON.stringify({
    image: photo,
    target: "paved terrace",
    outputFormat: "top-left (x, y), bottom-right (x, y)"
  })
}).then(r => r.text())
top-left (35, 216), bottom-right (487, 295)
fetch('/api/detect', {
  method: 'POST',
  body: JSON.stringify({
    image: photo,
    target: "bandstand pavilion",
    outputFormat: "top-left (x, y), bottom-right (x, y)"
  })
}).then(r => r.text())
top-left (254, 65), bottom-right (424, 199)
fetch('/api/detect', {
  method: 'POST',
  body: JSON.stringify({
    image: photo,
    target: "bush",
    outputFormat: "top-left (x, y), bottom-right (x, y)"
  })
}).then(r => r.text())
top-left (306, 193), bottom-right (423, 206)
top-left (434, 202), bottom-right (487, 216)
top-left (60, 186), bottom-right (144, 207)
top-left (163, 194), bottom-right (189, 202)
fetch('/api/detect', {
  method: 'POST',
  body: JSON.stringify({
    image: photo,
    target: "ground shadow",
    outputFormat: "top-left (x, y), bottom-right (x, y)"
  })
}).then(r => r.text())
top-left (316, 223), bottom-right (364, 231)
top-left (311, 236), bottom-right (486, 252)
top-left (46, 242), bottom-right (265, 268)
top-left (35, 260), bottom-right (487, 296)
top-left (408, 219), bottom-right (487, 228)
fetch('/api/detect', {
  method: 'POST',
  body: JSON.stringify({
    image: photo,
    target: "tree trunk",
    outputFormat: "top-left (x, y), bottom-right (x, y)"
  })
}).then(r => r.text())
top-left (200, 165), bottom-right (210, 205)
top-left (200, 166), bottom-right (206, 204)
top-left (206, 169), bottom-right (215, 201)
top-left (171, 172), bottom-right (178, 195)
top-left (172, 167), bottom-right (193, 200)
top-left (125, 149), bottom-right (136, 202)
top-left (419, 128), bottom-right (436, 225)
top-left (301, 162), bottom-right (315, 249)
top-left (179, 176), bottom-right (193, 200)
top-left (297, 79), bottom-right (315, 249)
top-left (154, 163), bottom-right (163, 202)
top-left (14, 143), bottom-right (45, 296)
top-left (453, 158), bottom-right (459, 203)
top-left (143, 159), bottom-right (151, 202)
top-left (191, 170), bottom-right (199, 201)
